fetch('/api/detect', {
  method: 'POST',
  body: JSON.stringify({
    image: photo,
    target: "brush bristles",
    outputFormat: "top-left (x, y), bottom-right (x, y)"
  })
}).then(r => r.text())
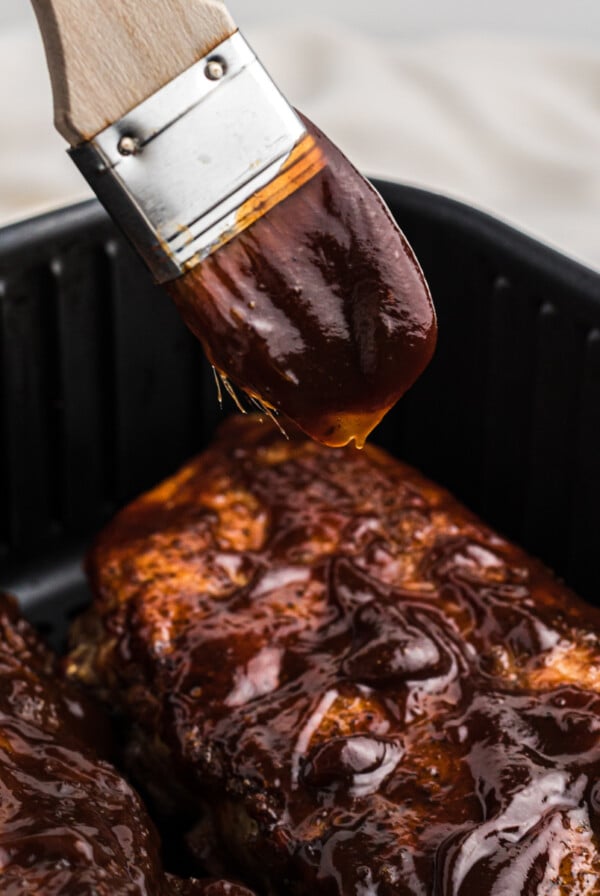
top-left (211, 367), bottom-right (289, 439)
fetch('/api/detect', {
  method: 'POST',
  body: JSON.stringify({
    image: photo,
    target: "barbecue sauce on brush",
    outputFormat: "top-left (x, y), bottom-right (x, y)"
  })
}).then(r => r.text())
top-left (168, 116), bottom-right (436, 447)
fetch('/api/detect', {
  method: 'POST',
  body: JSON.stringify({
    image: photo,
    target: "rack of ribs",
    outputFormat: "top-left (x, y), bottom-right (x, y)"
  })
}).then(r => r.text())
top-left (69, 416), bottom-right (600, 895)
top-left (0, 592), bottom-right (255, 896)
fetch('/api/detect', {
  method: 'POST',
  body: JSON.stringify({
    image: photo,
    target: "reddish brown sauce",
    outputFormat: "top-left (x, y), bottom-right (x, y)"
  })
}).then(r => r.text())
top-left (168, 116), bottom-right (436, 447)
top-left (0, 593), bottom-right (256, 896)
top-left (0, 595), bottom-right (165, 894)
top-left (76, 418), bottom-right (600, 894)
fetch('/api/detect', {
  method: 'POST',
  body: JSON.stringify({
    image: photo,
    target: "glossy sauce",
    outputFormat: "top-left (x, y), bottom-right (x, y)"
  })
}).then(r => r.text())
top-left (168, 117), bottom-right (436, 447)
top-left (79, 418), bottom-right (600, 895)
top-left (0, 595), bottom-right (162, 894)
top-left (0, 594), bottom-right (255, 896)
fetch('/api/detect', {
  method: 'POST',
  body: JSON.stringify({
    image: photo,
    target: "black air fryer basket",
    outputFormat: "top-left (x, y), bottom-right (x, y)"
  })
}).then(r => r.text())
top-left (0, 182), bottom-right (599, 649)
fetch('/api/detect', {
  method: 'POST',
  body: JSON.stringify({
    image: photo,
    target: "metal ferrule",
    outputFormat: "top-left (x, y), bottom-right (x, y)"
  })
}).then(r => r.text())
top-left (69, 32), bottom-right (307, 283)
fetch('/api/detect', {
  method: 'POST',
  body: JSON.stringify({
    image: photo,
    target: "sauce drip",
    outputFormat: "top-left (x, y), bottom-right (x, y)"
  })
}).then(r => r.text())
top-left (79, 418), bottom-right (600, 894)
top-left (168, 116), bottom-right (436, 447)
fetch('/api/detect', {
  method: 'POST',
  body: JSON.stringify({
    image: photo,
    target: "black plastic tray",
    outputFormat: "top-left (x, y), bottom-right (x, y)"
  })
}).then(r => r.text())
top-left (1, 182), bottom-right (599, 650)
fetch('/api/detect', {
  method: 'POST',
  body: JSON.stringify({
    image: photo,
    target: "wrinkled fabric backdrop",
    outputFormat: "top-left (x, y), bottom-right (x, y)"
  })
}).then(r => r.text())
top-left (0, 8), bottom-right (599, 271)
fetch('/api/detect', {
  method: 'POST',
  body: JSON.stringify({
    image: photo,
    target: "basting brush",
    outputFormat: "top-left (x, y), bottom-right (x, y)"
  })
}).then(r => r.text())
top-left (31, 0), bottom-right (437, 448)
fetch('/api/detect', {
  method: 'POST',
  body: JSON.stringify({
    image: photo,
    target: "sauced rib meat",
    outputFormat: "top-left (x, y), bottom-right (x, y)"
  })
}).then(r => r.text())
top-left (0, 593), bottom-right (254, 896)
top-left (176, 883), bottom-right (255, 896)
top-left (71, 416), bottom-right (600, 895)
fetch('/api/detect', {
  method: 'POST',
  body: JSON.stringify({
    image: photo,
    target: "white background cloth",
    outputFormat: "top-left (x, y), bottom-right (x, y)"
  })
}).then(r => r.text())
top-left (3, 0), bottom-right (600, 44)
top-left (0, 6), bottom-right (599, 271)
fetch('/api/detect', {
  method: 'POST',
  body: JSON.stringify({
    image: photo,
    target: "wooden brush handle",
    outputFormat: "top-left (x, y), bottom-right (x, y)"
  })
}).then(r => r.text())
top-left (31, 0), bottom-right (237, 146)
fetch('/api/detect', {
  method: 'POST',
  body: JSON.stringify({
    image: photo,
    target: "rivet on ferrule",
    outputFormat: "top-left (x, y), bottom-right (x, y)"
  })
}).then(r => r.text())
top-left (205, 58), bottom-right (226, 81)
top-left (118, 135), bottom-right (141, 157)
